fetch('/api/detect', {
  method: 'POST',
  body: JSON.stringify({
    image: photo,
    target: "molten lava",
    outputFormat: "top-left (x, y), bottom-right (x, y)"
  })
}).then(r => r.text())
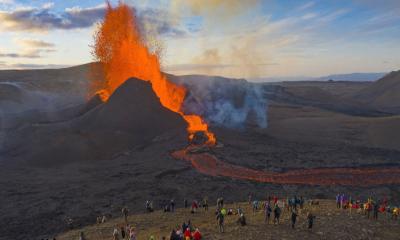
top-left (91, 2), bottom-right (215, 144)
top-left (172, 148), bottom-right (400, 186)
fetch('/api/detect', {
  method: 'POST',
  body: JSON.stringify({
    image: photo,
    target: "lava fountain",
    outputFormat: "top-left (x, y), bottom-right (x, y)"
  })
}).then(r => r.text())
top-left (91, 1), bottom-right (215, 144)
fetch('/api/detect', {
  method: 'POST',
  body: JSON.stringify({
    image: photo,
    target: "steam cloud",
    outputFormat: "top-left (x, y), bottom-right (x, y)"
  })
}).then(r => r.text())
top-left (180, 76), bottom-right (267, 129)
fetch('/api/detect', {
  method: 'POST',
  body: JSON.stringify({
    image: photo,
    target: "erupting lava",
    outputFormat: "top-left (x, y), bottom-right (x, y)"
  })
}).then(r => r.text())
top-left (91, 2), bottom-right (215, 144)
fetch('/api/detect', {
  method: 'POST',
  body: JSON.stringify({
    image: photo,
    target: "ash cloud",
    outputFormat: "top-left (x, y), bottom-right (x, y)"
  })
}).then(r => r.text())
top-left (179, 76), bottom-right (267, 129)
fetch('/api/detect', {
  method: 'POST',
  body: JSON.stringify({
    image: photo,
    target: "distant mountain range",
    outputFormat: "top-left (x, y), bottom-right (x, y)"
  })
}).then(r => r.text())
top-left (251, 72), bottom-right (388, 82)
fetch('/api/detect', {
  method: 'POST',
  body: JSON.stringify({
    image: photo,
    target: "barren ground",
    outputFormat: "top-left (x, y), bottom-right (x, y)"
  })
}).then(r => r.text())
top-left (57, 200), bottom-right (400, 240)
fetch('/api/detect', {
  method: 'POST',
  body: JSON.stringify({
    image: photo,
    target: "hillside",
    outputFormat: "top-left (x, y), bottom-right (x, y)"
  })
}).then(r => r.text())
top-left (0, 63), bottom-right (98, 94)
top-left (355, 70), bottom-right (400, 113)
top-left (56, 200), bottom-right (400, 240)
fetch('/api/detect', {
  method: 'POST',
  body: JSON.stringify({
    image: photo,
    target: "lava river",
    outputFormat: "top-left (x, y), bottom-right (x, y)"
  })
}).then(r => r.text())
top-left (172, 147), bottom-right (400, 186)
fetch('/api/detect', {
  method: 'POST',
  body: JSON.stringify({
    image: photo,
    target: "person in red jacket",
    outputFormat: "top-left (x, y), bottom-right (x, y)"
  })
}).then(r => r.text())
top-left (191, 201), bottom-right (198, 214)
top-left (273, 196), bottom-right (278, 205)
top-left (193, 228), bottom-right (202, 240)
top-left (184, 227), bottom-right (191, 239)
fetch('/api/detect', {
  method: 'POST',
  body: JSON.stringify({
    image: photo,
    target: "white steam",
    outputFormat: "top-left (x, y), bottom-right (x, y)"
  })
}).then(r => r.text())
top-left (179, 76), bottom-right (267, 129)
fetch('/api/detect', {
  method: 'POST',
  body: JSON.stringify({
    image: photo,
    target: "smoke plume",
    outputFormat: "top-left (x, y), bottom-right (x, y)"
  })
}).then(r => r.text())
top-left (179, 76), bottom-right (267, 129)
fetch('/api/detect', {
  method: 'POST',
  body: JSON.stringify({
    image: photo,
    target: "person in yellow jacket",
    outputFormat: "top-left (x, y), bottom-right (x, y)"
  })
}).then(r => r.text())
top-left (221, 208), bottom-right (227, 216)
top-left (392, 207), bottom-right (399, 220)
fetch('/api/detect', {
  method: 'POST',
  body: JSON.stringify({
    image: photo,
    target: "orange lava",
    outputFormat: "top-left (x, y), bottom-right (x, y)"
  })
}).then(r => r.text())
top-left (91, 2), bottom-right (215, 144)
top-left (172, 148), bottom-right (400, 186)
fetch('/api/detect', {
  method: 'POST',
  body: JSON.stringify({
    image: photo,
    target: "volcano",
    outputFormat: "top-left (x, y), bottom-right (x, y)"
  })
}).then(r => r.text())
top-left (2, 78), bottom-right (187, 167)
top-left (78, 78), bottom-right (187, 149)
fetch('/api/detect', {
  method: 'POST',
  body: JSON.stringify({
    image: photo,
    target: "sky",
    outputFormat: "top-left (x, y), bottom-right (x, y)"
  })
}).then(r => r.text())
top-left (0, 0), bottom-right (399, 79)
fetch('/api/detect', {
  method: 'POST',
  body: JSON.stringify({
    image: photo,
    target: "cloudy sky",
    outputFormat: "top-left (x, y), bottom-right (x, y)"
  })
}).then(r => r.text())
top-left (0, 0), bottom-right (399, 79)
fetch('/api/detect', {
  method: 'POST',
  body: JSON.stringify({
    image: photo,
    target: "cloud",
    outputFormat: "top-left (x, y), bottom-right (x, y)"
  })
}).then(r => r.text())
top-left (167, 46), bottom-right (278, 77)
top-left (166, 63), bottom-right (234, 72)
top-left (352, 0), bottom-right (400, 10)
top-left (170, 0), bottom-right (261, 26)
top-left (171, 0), bottom-right (260, 17)
top-left (137, 8), bottom-right (186, 38)
top-left (297, 1), bottom-right (315, 11)
top-left (0, 38), bottom-right (56, 59)
top-left (18, 39), bottom-right (55, 48)
top-left (357, 10), bottom-right (400, 35)
top-left (301, 13), bottom-right (318, 20)
top-left (0, 62), bottom-right (70, 69)
top-left (0, 3), bottom-right (186, 38)
top-left (0, 51), bottom-right (40, 58)
top-left (319, 9), bottom-right (349, 23)
top-left (0, 3), bottom-right (105, 32)
top-left (0, 0), bottom-right (13, 4)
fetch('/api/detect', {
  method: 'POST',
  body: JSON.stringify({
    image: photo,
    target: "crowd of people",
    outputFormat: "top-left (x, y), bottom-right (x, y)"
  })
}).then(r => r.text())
top-left (106, 195), bottom-right (318, 240)
top-left (70, 193), bottom-right (399, 240)
top-left (335, 194), bottom-right (399, 220)
top-left (169, 221), bottom-right (202, 240)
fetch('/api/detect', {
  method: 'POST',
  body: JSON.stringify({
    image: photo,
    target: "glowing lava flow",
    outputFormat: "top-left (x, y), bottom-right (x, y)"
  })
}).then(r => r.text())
top-left (91, 2), bottom-right (215, 144)
top-left (172, 148), bottom-right (400, 186)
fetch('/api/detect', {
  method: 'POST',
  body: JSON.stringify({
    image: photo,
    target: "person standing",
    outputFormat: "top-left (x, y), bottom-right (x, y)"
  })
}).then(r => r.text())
top-left (252, 200), bottom-right (259, 214)
top-left (203, 197), bottom-right (209, 211)
top-left (193, 228), bottom-right (202, 240)
top-left (170, 199), bottom-right (175, 212)
top-left (122, 207), bottom-right (129, 224)
top-left (237, 205), bottom-right (243, 215)
top-left (184, 227), bottom-right (191, 239)
top-left (291, 209), bottom-right (298, 229)
top-left (265, 202), bottom-right (272, 224)
top-left (336, 194), bottom-right (340, 209)
top-left (273, 196), bottom-right (278, 205)
top-left (129, 227), bottom-right (136, 240)
top-left (169, 229), bottom-right (179, 240)
top-left (216, 210), bottom-right (225, 233)
top-left (113, 227), bottom-right (120, 240)
top-left (373, 202), bottom-right (379, 220)
top-left (78, 232), bottom-right (86, 240)
top-left (237, 213), bottom-right (247, 226)
top-left (366, 201), bottom-right (372, 219)
top-left (120, 226), bottom-right (126, 240)
top-left (191, 200), bottom-right (199, 214)
top-left (307, 212), bottom-right (316, 230)
top-left (273, 204), bottom-right (281, 225)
